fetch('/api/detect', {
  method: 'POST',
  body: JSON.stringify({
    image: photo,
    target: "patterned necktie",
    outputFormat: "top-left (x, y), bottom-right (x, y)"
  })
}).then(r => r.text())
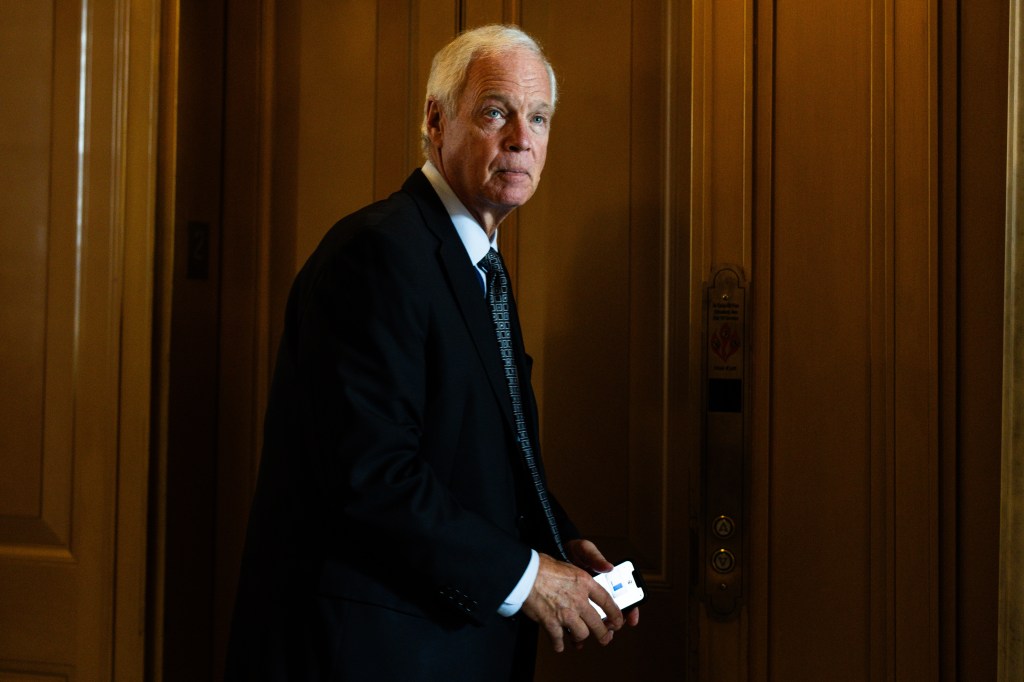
top-left (479, 248), bottom-right (567, 561)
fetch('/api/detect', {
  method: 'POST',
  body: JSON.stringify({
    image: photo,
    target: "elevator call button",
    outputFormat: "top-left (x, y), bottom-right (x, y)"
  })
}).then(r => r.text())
top-left (711, 549), bottom-right (736, 574)
top-left (712, 515), bottom-right (736, 539)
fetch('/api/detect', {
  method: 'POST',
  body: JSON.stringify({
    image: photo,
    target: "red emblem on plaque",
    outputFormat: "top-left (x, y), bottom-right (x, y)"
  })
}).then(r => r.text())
top-left (711, 323), bottom-right (740, 362)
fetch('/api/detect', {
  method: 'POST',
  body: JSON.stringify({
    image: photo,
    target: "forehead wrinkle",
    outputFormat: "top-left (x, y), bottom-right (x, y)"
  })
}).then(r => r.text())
top-left (461, 52), bottom-right (551, 109)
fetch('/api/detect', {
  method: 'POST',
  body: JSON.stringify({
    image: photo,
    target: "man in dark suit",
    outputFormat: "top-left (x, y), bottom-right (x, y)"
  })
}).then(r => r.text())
top-left (226, 24), bottom-right (638, 681)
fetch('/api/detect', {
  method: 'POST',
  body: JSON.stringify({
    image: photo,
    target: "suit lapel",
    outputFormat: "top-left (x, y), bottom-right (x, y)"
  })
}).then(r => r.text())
top-left (402, 171), bottom-right (518, 434)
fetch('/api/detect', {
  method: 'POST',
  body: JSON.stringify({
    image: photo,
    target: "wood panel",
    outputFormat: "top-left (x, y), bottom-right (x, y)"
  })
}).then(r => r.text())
top-left (269, 0), bottom-right (456, 309)
top-left (272, 0), bottom-right (453, 272)
top-left (513, 1), bottom-right (694, 678)
top-left (0, 0), bottom-right (158, 679)
top-left (292, 0), bottom-right (376, 262)
top-left (214, 0), bottom-right (275, 677)
top-left (0, 0), bottom-right (72, 551)
top-left (771, 0), bottom-right (942, 675)
top-left (0, 1), bottom-right (90, 670)
top-left (0, 0), bottom-right (54, 526)
top-left (770, 0), bottom-right (877, 676)
top-left (159, 1), bottom-right (226, 678)
top-left (962, 2), bottom-right (1010, 680)
top-left (697, 0), bottom-right (955, 679)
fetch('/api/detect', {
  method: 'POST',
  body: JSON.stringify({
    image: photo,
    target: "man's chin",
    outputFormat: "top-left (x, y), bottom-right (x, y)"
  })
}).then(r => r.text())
top-left (488, 183), bottom-right (537, 208)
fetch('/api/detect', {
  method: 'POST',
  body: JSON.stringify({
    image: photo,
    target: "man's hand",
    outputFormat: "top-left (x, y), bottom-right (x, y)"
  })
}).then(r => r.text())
top-left (520, 552), bottom-right (623, 652)
top-left (566, 538), bottom-right (642, 629)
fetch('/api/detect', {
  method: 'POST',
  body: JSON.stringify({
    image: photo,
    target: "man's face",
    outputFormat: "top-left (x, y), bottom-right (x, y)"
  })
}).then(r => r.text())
top-left (428, 48), bottom-right (552, 233)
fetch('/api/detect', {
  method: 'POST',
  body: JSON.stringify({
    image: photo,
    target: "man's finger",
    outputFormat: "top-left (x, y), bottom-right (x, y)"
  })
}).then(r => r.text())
top-left (580, 605), bottom-right (614, 645)
top-left (588, 580), bottom-right (624, 629)
top-left (543, 620), bottom-right (566, 653)
top-left (565, 616), bottom-right (591, 645)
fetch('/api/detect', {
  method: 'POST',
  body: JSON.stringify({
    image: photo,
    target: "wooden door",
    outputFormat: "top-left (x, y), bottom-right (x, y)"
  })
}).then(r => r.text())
top-left (691, 0), bottom-right (1006, 679)
top-left (0, 0), bottom-right (158, 680)
top-left (513, 2), bottom-right (695, 678)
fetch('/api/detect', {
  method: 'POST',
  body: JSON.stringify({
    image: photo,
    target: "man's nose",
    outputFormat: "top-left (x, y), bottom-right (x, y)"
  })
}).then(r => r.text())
top-left (505, 115), bottom-right (532, 152)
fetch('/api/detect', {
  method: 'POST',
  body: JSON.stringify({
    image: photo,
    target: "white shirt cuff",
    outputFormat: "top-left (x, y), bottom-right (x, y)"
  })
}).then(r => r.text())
top-left (497, 549), bottom-right (539, 617)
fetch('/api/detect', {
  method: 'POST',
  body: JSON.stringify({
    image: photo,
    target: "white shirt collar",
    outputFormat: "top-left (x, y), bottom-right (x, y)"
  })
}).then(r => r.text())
top-left (421, 160), bottom-right (497, 269)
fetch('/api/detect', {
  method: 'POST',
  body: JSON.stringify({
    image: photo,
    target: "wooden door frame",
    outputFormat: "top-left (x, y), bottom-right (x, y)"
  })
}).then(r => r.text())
top-left (1000, 0), bottom-right (1024, 678)
top-left (116, 0), bottom-right (162, 676)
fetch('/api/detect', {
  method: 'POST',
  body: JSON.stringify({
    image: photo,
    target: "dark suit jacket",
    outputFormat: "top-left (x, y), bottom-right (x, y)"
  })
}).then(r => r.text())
top-left (225, 170), bottom-right (578, 681)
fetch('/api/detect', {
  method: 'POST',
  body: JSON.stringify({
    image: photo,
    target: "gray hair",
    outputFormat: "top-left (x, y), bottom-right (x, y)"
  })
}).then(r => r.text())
top-left (420, 24), bottom-right (557, 157)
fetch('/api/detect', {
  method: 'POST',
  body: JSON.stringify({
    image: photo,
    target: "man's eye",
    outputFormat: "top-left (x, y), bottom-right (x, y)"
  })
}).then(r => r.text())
top-left (532, 115), bottom-right (547, 125)
top-left (485, 109), bottom-right (503, 119)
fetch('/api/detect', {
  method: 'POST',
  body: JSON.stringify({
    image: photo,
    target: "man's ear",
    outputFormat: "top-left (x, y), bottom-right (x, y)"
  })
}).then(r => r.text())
top-left (425, 99), bottom-right (444, 146)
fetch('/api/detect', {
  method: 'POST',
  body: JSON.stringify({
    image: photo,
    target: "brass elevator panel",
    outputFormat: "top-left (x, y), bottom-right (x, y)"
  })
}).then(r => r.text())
top-left (701, 265), bottom-right (747, 620)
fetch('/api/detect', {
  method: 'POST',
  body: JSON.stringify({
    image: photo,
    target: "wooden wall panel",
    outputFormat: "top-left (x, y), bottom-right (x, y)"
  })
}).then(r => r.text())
top-left (768, 0), bottom-right (875, 676)
top-left (276, 0), bottom-right (457, 274)
top-left (892, 1), bottom-right (941, 676)
top-left (761, 0), bottom-right (944, 676)
top-left (514, 1), bottom-right (694, 678)
top-left (961, 2), bottom-right (1009, 679)
top-left (695, 0), bottom-right (971, 679)
top-left (0, 0), bottom-right (157, 679)
top-left (271, 0), bottom-right (455, 291)
top-left (0, 0), bottom-right (72, 550)
top-left (214, 0), bottom-right (276, 676)
top-left (0, 0), bottom-right (52, 522)
top-left (160, 0), bottom-right (226, 677)
top-left (518, 0), bottom-right (636, 543)
top-left (293, 0), bottom-right (377, 262)
top-left (0, 7), bottom-right (79, 650)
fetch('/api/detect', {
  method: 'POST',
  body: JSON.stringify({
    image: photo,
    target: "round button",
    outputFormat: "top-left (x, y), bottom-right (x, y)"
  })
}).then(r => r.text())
top-left (712, 515), bottom-right (736, 539)
top-left (711, 549), bottom-right (736, 574)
